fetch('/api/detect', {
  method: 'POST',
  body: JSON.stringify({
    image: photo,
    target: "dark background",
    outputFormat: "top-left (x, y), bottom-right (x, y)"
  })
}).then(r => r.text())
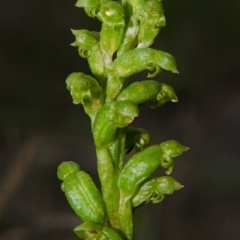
top-left (1, 0), bottom-right (240, 239)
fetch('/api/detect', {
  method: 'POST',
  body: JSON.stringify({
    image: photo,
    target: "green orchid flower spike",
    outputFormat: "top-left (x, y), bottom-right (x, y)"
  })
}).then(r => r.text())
top-left (57, 0), bottom-right (189, 239)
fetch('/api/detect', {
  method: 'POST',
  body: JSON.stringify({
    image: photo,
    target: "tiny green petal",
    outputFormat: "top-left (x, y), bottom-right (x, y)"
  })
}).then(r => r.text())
top-left (57, 161), bottom-right (80, 181)
top-left (155, 50), bottom-right (179, 73)
top-left (70, 30), bottom-right (105, 82)
top-left (125, 127), bottom-right (151, 153)
top-left (132, 176), bottom-right (184, 207)
top-left (154, 176), bottom-right (184, 194)
top-left (151, 84), bottom-right (178, 108)
top-left (71, 29), bottom-right (97, 55)
top-left (160, 140), bottom-right (189, 157)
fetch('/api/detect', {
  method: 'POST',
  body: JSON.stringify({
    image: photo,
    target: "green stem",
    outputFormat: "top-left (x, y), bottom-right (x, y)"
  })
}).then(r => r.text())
top-left (96, 148), bottom-right (121, 230)
top-left (96, 128), bottom-right (130, 238)
top-left (109, 129), bottom-right (133, 240)
top-left (109, 129), bottom-right (126, 170)
top-left (118, 190), bottom-right (133, 240)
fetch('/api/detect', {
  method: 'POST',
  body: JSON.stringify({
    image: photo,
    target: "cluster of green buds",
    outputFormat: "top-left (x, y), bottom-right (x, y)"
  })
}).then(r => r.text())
top-left (57, 0), bottom-right (188, 239)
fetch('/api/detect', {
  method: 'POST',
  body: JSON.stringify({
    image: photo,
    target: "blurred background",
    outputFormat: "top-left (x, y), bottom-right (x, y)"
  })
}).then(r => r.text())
top-left (1, 0), bottom-right (240, 239)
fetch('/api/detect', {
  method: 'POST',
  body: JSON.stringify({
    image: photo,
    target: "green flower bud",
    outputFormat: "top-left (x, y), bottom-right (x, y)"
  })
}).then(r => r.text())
top-left (114, 48), bottom-right (178, 77)
top-left (71, 29), bottom-right (98, 57)
top-left (137, 0), bottom-right (165, 48)
top-left (66, 72), bottom-right (103, 118)
top-left (118, 140), bottom-right (188, 197)
top-left (118, 145), bottom-right (165, 198)
top-left (154, 50), bottom-right (179, 75)
top-left (57, 161), bottom-right (107, 224)
top-left (107, 48), bottom-right (178, 101)
top-left (117, 80), bottom-right (161, 105)
top-left (160, 140), bottom-right (189, 157)
top-left (71, 30), bottom-right (105, 82)
top-left (113, 48), bottom-right (159, 78)
top-left (117, 80), bottom-right (178, 108)
top-left (125, 127), bottom-right (151, 153)
top-left (66, 72), bottom-right (102, 104)
top-left (159, 140), bottom-right (189, 174)
top-left (132, 176), bottom-right (184, 207)
top-left (93, 101), bottom-right (139, 148)
top-left (97, 1), bottom-right (125, 56)
top-left (57, 161), bottom-right (80, 181)
top-left (151, 83), bottom-right (178, 108)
